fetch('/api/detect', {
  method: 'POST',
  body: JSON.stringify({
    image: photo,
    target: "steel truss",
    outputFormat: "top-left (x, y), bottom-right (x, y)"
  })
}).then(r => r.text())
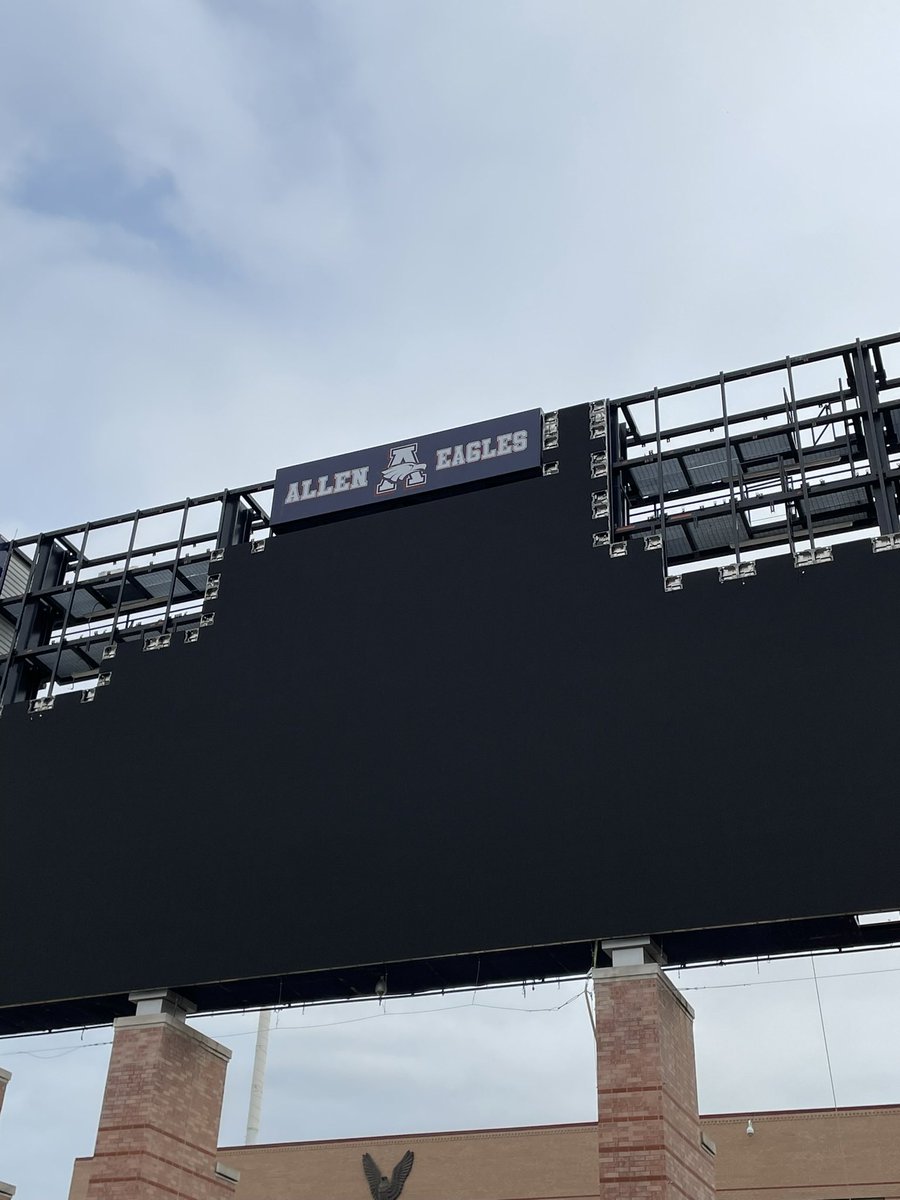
top-left (593, 332), bottom-right (900, 584)
top-left (0, 483), bottom-right (273, 711)
top-left (5, 331), bottom-right (900, 706)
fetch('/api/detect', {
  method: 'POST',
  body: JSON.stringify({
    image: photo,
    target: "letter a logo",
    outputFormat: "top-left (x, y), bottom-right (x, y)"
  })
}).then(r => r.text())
top-left (376, 443), bottom-right (427, 495)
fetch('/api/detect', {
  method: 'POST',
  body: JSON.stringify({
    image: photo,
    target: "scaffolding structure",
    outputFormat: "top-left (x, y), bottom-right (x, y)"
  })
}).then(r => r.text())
top-left (0, 484), bottom-right (273, 711)
top-left (4, 330), bottom-right (900, 709)
top-left (593, 332), bottom-right (900, 583)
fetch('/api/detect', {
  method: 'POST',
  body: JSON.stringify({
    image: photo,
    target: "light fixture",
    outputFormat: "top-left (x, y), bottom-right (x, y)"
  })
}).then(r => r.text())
top-left (855, 910), bottom-right (900, 926)
top-left (746, 1119), bottom-right (754, 1136)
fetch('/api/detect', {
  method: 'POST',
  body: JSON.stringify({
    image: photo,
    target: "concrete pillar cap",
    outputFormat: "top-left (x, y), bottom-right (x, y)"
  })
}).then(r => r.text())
top-left (0, 1180), bottom-right (16, 1197)
top-left (0, 1067), bottom-right (11, 1085)
top-left (601, 936), bottom-right (666, 966)
top-left (128, 989), bottom-right (198, 1020)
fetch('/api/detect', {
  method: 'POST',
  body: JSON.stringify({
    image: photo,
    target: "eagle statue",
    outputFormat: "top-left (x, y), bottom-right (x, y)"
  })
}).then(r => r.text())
top-left (362, 1150), bottom-right (415, 1200)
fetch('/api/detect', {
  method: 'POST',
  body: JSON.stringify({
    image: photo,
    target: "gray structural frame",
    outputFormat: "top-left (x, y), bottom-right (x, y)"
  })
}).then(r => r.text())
top-left (0, 485), bottom-right (273, 710)
top-left (4, 330), bottom-right (900, 709)
top-left (592, 331), bottom-right (900, 585)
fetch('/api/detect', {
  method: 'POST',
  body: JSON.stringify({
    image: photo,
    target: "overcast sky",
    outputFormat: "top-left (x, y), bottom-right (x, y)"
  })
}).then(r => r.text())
top-left (3, 1), bottom-right (900, 1195)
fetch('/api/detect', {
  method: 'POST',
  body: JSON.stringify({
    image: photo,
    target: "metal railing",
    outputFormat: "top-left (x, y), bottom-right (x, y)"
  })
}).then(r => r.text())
top-left (591, 332), bottom-right (900, 584)
top-left (0, 482), bottom-right (273, 710)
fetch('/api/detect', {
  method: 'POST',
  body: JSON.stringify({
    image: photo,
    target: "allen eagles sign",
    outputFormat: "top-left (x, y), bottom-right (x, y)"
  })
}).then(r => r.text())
top-left (270, 410), bottom-right (543, 527)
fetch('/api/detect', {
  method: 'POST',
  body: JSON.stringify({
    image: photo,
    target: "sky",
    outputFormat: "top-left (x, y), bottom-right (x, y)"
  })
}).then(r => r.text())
top-left (2, 0), bottom-right (900, 1194)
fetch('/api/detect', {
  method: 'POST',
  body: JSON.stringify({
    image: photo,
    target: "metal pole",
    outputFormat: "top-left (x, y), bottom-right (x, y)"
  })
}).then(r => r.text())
top-left (245, 1008), bottom-right (272, 1145)
top-left (47, 523), bottom-right (91, 696)
top-left (652, 387), bottom-right (669, 581)
top-left (785, 360), bottom-right (816, 552)
top-left (163, 499), bottom-right (191, 633)
top-left (719, 373), bottom-right (741, 564)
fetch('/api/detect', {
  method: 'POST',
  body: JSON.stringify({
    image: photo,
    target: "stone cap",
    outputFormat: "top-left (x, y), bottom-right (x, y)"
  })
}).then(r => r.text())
top-left (115, 1010), bottom-right (232, 1061)
top-left (600, 936), bottom-right (666, 966)
top-left (128, 989), bottom-right (198, 1020)
top-left (0, 1180), bottom-right (16, 1198)
top-left (0, 1067), bottom-right (11, 1085)
top-left (592, 962), bottom-right (695, 1019)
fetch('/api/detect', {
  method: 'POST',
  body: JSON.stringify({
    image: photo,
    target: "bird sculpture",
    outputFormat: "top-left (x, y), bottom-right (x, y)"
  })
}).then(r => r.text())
top-left (362, 1150), bottom-right (415, 1200)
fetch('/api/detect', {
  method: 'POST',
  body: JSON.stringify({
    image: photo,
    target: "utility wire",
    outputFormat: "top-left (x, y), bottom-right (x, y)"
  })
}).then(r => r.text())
top-left (6, 958), bottom-right (900, 1053)
top-left (678, 962), bottom-right (900, 991)
top-left (0, 988), bottom-right (592, 1057)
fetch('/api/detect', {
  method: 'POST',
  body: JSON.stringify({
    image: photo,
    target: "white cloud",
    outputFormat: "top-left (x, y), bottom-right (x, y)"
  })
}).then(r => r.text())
top-left (4, 0), bottom-right (900, 536)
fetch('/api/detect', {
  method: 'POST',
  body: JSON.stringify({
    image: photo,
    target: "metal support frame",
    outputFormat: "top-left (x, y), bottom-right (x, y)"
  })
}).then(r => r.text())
top-left (0, 481), bottom-right (274, 709)
top-left (719, 372), bottom-right (742, 567)
top-left (785, 359), bottom-right (817, 554)
top-left (606, 331), bottom-right (900, 574)
top-left (104, 511), bottom-right (141, 656)
top-left (161, 500), bottom-right (191, 634)
top-left (6, 329), bottom-right (900, 695)
top-left (854, 340), bottom-right (900, 535)
top-left (43, 522), bottom-right (92, 705)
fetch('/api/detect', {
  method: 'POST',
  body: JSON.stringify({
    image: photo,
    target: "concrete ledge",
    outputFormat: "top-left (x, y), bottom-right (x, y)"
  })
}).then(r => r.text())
top-left (0, 1179), bottom-right (16, 1198)
top-left (0, 1067), bottom-right (11, 1085)
top-left (129, 988), bottom-right (198, 1020)
top-left (592, 963), bottom-right (695, 1019)
top-left (113, 1011), bottom-right (232, 1061)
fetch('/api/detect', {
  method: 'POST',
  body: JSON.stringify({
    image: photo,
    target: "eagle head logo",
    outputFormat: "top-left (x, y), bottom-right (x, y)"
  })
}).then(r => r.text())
top-left (376, 445), bottom-right (427, 494)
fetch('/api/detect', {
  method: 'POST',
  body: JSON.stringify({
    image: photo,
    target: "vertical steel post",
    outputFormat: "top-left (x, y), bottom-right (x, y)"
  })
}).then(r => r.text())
top-left (719, 373), bottom-right (741, 565)
top-left (162, 500), bottom-right (192, 633)
top-left (46, 523), bottom-right (91, 696)
top-left (0, 544), bottom-right (41, 706)
top-left (106, 511), bottom-right (141, 652)
top-left (854, 340), bottom-right (898, 535)
top-left (785, 360), bottom-right (817, 553)
top-left (652, 387), bottom-right (669, 579)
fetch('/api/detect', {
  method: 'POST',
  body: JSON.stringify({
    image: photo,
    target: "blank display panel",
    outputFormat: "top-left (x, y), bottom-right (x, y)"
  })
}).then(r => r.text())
top-left (3, 404), bottom-right (900, 1033)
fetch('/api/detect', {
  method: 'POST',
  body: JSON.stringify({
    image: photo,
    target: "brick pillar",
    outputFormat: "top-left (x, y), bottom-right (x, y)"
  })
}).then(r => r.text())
top-left (83, 989), bottom-right (239, 1200)
top-left (594, 942), bottom-right (716, 1200)
top-left (0, 1066), bottom-right (15, 1198)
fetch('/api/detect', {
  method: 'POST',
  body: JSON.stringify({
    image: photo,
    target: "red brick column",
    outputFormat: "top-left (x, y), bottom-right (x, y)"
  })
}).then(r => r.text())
top-left (0, 1066), bottom-right (15, 1198)
top-left (83, 990), bottom-right (239, 1200)
top-left (594, 949), bottom-right (716, 1200)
